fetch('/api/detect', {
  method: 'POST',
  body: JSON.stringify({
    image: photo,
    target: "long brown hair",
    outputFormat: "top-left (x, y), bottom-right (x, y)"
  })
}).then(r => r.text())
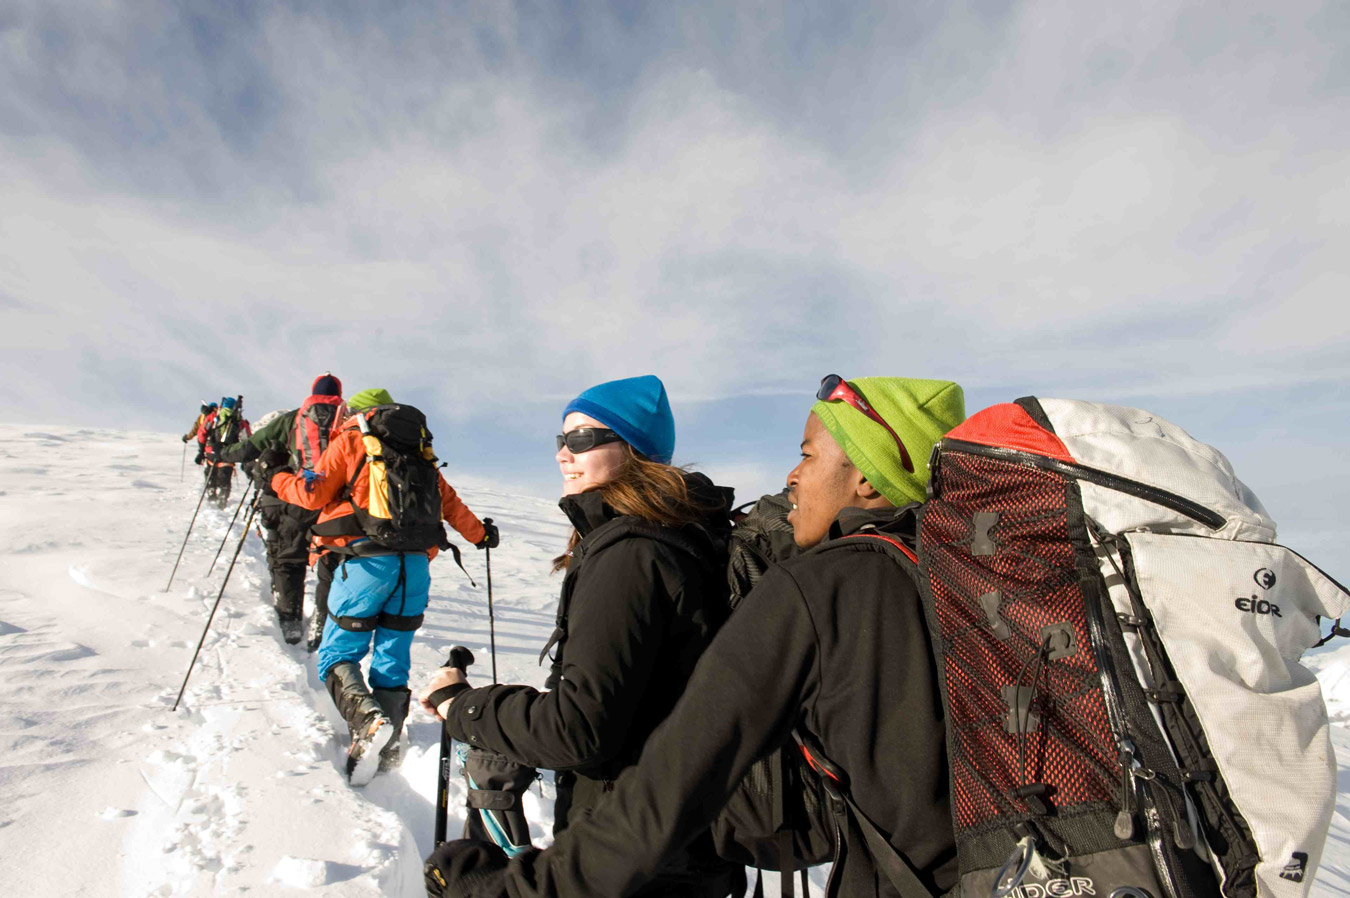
top-left (553, 444), bottom-right (720, 572)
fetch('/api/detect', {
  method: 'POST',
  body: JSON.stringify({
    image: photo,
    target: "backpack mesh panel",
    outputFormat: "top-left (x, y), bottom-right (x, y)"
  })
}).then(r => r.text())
top-left (922, 450), bottom-right (1117, 833)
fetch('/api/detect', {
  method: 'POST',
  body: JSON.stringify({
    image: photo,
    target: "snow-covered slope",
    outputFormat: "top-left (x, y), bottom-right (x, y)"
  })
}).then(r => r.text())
top-left (0, 424), bottom-right (1344, 897)
top-left (0, 424), bottom-right (569, 896)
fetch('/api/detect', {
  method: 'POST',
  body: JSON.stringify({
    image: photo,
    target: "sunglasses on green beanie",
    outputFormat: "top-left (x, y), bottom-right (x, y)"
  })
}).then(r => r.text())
top-left (816, 374), bottom-right (914, 473)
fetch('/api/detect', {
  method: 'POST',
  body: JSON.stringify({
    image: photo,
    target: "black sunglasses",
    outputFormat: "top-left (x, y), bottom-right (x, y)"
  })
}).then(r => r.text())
top-left (556, 427), bottom-right (626, 454)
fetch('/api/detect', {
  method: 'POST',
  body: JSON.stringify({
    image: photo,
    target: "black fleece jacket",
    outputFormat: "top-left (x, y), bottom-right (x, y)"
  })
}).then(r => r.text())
top-left (443, 474), bottom-right (739, 880)
top-left (455, 505), bottom-right (957, 898)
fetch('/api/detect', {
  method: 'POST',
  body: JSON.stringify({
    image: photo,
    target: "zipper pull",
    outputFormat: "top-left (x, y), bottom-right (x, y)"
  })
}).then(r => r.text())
top-left (1151, 780), bottom-right (1194, 850)
top-left (1115, 741), bottom-right (1137, 840)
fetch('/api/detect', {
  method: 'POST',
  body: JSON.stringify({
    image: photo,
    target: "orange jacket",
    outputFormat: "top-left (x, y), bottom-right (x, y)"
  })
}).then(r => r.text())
top-left (271, 419), bottom-right (485, 563)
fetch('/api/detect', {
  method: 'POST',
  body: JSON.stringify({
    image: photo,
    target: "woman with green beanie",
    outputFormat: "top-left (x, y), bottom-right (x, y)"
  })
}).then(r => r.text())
top-left (420, 375), bottom-right (744, 898)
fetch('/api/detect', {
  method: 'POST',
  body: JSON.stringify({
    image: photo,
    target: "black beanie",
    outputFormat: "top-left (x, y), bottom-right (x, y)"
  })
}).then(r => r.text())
top-left (311, 373), bottom-right (342, 397)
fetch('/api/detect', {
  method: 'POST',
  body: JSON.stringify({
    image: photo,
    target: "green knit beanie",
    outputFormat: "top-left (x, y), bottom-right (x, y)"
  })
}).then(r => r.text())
top-left (348, 388), bottom-right (394, 411)
top-left (811, 377), bottom-right (966, 506)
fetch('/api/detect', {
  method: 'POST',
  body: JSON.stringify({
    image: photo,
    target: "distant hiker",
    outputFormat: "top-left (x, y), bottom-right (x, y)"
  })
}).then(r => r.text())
top-left (419, 375), bottom-right (743, 897)
top-left (196, 396), bottom-right (251, 509)
top-left (220, 373), bottom-right (346, 647)
top-left (182, 400), bottom-right (216, 443)
top-left (422, 376), bottom-right (966, 898)
top-left (271, 388), bottom-right (492, 786)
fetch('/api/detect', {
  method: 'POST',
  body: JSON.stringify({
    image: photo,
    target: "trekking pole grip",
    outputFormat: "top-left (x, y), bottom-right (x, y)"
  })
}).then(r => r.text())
top-left (446, 645), bottom-right (474, 673)
top-left (435, 644), bottom-right (475, 848)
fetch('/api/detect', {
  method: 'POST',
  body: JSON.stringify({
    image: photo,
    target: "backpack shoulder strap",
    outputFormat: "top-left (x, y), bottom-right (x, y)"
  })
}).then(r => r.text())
top-left (794, 731), bottom-right (935, 898)
top-left (536, 518), bottom-right (715, 669)
top-left (837, 531), bottom-right (919, 565)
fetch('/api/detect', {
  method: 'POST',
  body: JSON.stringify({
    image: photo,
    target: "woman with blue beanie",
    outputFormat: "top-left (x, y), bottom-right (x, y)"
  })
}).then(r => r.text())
top-left (421, 375), bottom-right (744, 898)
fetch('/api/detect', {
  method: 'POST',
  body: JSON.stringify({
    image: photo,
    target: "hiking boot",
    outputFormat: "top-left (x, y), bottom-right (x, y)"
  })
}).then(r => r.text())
top-left (280, 618), bottom-right (303, 645)
top-left (377, 739), bottom-right (403, 773)
top-left (276, 607), bottom-right (303, 645)
top-left (306, 585), bottom-right (329, 653)
top-left (325, 662), bottom-right (392, 787)
top-left (372, 686), bottom-right (411, 773)
top-left (347, 715), bottom-right (394, 786)
top-left (305, 612), bottom-right (326, 653)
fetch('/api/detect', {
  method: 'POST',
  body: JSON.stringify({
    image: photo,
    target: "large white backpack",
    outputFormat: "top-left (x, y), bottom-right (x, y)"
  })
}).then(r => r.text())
top-left (917, 397), bottom-right (1348, 898)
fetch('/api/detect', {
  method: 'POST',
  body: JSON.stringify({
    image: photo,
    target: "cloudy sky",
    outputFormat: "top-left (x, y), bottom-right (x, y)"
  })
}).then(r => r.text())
top-left (1, 1), bottom-right (1347, 569)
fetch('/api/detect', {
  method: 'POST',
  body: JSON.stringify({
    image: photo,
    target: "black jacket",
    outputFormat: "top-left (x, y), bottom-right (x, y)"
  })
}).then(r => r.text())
top-left (470, 505), bottom-right (957, 898)
top-left (219, 409), bottom-right (297, 507)
top-left (444, 474), bottom-right (739, 883)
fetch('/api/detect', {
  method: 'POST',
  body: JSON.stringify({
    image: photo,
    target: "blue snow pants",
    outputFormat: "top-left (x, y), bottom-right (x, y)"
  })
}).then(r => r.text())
top-left (315, 553), bottom-right (431, 689)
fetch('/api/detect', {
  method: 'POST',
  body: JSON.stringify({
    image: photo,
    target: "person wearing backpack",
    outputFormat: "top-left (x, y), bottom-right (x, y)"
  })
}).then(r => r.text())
top-left (219, 374), bottom-right (346, 647)
top-left (195, 396), bottom-right (251, 509)
top-left (181, 400), bottom-right (216, 443)
top-left (418, 375), bottom-right (744, 898)
top-left (270, 387), bottom-right (494, 785)
top-left (422, 375), bottom-right (966, 898)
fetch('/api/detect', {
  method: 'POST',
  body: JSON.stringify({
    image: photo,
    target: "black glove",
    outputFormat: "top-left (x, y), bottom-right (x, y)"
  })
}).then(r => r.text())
top-left (476, 520), bottom-right (499, 550)
top-left (181, 434), bottom-right (191, 443)
top-left (254, 449), bottom-right (292, 494)
top-left (193, 450), bottom-right (205, 465)
top-left (424, 839), bottom-right (511, 898)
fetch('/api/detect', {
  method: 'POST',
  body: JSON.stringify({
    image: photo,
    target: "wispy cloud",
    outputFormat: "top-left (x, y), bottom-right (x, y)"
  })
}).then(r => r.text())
top-left (1, 1), bottom-right (1346, 441)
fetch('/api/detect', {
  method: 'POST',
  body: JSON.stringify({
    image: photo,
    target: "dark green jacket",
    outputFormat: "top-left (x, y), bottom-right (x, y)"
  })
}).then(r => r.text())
top-left (219, 409), bottom-right (298, 503)
top-left (219, 409), bottom-right (297, 465)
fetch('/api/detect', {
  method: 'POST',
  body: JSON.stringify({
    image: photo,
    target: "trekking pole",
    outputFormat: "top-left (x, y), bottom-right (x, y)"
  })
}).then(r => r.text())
top-left (206, 486), bottom-right (254, 576)
top-left (180, 441), bottom-right (187, 482)
top-left (435, 645), bottom-right (475, 847)
top-left (484, 518), bottom-right (497, 684)
top-left (165, 476), bottom-right (212, 592)
top-left (172, 494), bottom-right (261, 712)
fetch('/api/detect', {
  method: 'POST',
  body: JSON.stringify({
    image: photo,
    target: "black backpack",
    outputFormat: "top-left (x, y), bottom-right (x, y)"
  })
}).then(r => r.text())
top-left (207, 404), bottom-right (245, 454)
top-left (313, 404), bottom-right (449, 556)
top-left (727, 489), bottom-right (800, 609)
top-left (712, 490), bottom-right (834, 896)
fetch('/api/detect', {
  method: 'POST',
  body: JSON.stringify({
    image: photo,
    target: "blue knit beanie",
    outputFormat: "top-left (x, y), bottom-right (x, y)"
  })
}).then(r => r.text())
top-left (562, 375), bottom-right (675, 464)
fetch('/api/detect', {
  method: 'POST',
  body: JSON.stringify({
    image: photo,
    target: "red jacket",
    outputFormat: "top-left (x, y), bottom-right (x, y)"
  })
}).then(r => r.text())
top-left (271, 418), bottom-right (485, 563)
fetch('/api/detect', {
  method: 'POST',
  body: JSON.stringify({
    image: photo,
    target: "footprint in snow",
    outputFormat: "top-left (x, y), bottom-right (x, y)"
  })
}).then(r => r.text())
top-left (270, 857), bottom-right (367, 887)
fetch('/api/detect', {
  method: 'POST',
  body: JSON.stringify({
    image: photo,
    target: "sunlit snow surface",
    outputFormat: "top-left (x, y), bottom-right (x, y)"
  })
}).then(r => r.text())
top-left (0, 424), bottom-right (1341, 896)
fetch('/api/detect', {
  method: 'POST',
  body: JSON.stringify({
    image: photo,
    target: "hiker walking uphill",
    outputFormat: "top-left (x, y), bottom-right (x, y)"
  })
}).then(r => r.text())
top-left (271, 388), bottom-right (493, 786)
top-left (419, 375), bottom-right (743, 898)
top-left (196, 396), bottom-right (251, 509)
top-left (422, 376), bottom-right (967, 898)
top-left (219, 373), bottom-right (346, 647)
top-left (182, 401), bottom-right (216, 443)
